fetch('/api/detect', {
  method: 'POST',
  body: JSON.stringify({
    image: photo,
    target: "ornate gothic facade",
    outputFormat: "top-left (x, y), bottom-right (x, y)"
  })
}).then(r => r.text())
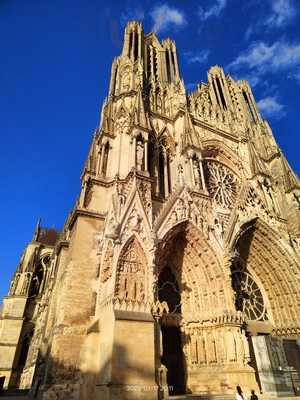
top-left (1, 21), bottom-right (300, 400)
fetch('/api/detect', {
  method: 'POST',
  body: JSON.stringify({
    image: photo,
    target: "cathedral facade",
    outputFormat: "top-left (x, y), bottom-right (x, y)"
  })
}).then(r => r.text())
top-left (1, 21), bottom-right (300, 399)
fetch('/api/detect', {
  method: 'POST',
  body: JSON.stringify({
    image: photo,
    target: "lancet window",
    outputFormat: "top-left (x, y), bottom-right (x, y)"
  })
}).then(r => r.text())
top-left (158, 144), bottom-right (171, 198)
top-left (101, 142), bottom-right (110, 177)
top-left (242, 90), bottom-right (256, 122)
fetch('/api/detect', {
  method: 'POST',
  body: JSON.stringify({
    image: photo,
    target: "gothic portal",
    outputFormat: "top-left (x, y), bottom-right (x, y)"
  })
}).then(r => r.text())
top-left (1, 21), bottom-right (300, 400)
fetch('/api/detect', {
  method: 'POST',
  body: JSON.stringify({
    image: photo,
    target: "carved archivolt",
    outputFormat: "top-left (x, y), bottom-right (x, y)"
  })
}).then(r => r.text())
top-left (115, 237), bottom-right (147, 302)
top-left (233, 219), bottom-right (300, 330)
top-left (156, 223), bottom-right (229, 322)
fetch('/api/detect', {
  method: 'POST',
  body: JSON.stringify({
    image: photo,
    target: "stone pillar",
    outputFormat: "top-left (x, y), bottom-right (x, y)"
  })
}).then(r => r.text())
top-left (163, 150), bottom-right (169, 197)
top-left (132, 136), bottom-right (137, 169)
top-left (198, 158), bottom-right (206, 191)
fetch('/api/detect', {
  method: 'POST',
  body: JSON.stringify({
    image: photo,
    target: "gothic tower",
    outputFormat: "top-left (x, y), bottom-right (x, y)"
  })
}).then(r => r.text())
top-left (1, 21), bottom-right (300, 399)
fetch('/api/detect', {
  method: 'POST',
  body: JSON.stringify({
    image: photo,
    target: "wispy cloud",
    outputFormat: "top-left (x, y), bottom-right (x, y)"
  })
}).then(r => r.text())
top-left (184, 50), bottom-right (211, 64)
top-left (257, 95), bottom-right (286, 119)
top-left (120, 8), bottom-right (145, 26)
top-left (198, 0), bottom-right (227, 21)
top-left (228, 40), bottom-right (300, 76)
top-left (244, 0), bottom-right (297, 41)
top-left (265, 0), bottom-right (297, 28)
top-left (291, 68), bottom-right (300, 83)
top-left (150, 4), bottom-right (186, 33)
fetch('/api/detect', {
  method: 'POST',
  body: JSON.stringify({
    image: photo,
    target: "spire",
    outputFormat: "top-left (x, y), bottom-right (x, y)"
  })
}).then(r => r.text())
top-left (33, 218), bottom-right (41, 241)
top-left (133, 89), bottom-right (149, 130)
top-left (280, 151), bottom-right (299, 192)
top-left (181, 109), bottom-right (201, 153)
top-left (248, 140), bottom-right (269, 178)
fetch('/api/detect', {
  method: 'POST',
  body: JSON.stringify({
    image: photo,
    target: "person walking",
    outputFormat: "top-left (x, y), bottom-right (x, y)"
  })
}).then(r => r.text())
top-left (250, 389), bottom-right (258, 400)
top-left (236, 386), bottom-right (247, 400)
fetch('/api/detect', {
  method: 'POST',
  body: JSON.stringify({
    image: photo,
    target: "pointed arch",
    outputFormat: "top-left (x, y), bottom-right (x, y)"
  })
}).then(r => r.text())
top-left (156, 222), bottom-right (230, 321)
top-left (231, 217), bottom-right (300, 330)
top-left (202, 139), bottom-right (242, 176)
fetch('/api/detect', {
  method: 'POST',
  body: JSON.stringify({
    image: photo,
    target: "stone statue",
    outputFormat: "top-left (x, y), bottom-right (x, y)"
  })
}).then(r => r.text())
top-left (136, 140), bottom-right (144, 171)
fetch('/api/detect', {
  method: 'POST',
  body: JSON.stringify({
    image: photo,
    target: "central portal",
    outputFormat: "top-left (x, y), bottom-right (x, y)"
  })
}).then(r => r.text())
top-left (161, 325), bottom-right (186, 395)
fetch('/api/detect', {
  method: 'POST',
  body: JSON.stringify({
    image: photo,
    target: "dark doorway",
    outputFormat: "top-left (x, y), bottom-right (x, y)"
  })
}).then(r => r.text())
top-left (161, 326), bottom-right (186, 395)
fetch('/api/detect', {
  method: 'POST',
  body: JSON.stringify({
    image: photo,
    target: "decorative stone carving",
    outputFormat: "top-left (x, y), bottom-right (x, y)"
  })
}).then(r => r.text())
top-left (136, 140), bottom-right (144, 171)
top-left (115, 238), bottom-right (147, 303)
top-left (204, 161), bottom-right (238, 208)
top-left (101, 241), bottom-right (114, 283)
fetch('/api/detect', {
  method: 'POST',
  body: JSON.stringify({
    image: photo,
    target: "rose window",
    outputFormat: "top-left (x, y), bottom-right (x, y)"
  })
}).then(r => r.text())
top-left (232, 270), bottom-right (268, 321)
top-left (204, 161), bottom-right (238, 208)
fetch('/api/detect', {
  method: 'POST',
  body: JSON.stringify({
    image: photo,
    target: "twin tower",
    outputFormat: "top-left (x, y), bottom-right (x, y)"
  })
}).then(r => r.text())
top-left (1, 21), bottom-right (300, 400)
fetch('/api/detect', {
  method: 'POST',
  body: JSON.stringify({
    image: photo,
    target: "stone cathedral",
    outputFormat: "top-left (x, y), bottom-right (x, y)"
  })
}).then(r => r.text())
top-left (1, 21), bottom-right (300, 400)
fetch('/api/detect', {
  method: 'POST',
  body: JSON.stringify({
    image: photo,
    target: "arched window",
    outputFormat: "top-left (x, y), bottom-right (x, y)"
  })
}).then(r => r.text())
top-left (128, 31), bottom-right (133, 57)
top-left (29, 264), bottom-right (44, 297)
top-left (216, 77), bottom-right (227, 109)
top-left (166, 51), bottom-right (171, 83)
top-left (134, 31), bottom-right (139, 61)
top-left (101, 142), bottom-right (110, 177)
top-left (243, 90), bottom-right (256, 122)
top-left (159, 147), bottom-right (166, 197)
top-left (147, 136), bottom-right (155, 177)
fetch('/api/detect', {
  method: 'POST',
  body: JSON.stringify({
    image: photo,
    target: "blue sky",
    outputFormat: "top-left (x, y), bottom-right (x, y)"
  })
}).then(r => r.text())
top-left (0, 0), bottom-right (299, 303)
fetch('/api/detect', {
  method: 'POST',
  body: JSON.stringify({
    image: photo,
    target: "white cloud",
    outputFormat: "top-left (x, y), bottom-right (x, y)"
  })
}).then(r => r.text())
top-left (120, 8), bottom-right (145, 26)
top-left (150, 4), bottom-right (186, 33)
top-left (184, 50), bottom-right (210, 64)
top-left (257, 96), bottom-right (286, 119)
top-left (198, 0), bottom-right (227, 21)
top-left (292, 69), bottom-right (300, 83)
top-left (266, 0), bottom-right (297, 28)
top-left (228, 40), bottom-right (300, 75)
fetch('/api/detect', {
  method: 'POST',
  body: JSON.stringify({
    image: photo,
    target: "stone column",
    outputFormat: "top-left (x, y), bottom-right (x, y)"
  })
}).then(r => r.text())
top-left (163, 150), bottom-right (169, 197)
top-left (132, 136), bottom-right (137, 169)
top-left (144, 140), bottom-right (148, 172)
top-left (198, 158), bottom-right (207, 191)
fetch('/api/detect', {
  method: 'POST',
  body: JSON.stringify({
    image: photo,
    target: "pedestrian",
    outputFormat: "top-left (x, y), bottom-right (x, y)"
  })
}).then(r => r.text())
top-left (250, 389), bottom-right (258, 400)
top-left (236, 385), bottom-right (247, 400)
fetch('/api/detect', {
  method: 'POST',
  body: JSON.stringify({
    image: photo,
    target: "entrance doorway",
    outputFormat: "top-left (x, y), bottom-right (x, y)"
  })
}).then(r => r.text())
top-left (161, 325), bottom-right (186, 395)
